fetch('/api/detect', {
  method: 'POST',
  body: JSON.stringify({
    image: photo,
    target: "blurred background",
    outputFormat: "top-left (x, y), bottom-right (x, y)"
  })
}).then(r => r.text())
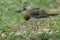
top-left (0, 0), bottom-right (60, 40)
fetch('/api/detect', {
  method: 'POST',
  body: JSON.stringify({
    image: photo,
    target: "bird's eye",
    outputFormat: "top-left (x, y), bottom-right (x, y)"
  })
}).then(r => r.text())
top-left (23, 8), bottom-right (26, 10)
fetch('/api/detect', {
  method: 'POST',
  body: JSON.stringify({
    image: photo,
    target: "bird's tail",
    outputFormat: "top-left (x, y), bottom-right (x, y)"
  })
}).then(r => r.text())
top-left (47, 14), bottom-right (58, 17)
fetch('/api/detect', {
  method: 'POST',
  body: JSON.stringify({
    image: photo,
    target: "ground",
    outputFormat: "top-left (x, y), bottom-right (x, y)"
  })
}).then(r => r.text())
top-left (0, 0), bottom-right (60, 40)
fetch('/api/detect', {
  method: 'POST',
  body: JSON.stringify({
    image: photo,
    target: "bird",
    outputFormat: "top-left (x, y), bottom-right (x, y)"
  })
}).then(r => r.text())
top-left (17, 5), bottom-right (58, 21)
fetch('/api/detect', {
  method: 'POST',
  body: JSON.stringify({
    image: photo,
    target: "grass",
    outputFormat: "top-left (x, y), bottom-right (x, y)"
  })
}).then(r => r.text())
top-left (0, 0), bottom-right (60, 40)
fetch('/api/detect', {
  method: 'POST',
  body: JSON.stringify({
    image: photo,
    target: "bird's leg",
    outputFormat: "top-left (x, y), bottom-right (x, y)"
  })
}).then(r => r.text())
top-left (34, 22), bottom-right (39, 32)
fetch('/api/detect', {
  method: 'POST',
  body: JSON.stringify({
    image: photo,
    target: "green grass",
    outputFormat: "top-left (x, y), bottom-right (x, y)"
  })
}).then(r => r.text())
top-left (0, 0), bottom-right (60, 40)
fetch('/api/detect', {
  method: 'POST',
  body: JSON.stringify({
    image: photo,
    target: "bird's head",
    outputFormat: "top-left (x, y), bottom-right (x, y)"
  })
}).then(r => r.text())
top-left (17, 5), bottom-right (32, 13)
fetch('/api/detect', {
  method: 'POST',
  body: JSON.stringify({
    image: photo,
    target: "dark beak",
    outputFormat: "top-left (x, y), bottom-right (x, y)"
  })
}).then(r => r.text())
top-left (17, 9), bottom-right (22, 13)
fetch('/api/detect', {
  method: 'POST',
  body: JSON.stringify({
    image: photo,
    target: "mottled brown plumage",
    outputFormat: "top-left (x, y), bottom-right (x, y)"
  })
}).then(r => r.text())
top-left (17, 5), bottom-right (58, 21)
